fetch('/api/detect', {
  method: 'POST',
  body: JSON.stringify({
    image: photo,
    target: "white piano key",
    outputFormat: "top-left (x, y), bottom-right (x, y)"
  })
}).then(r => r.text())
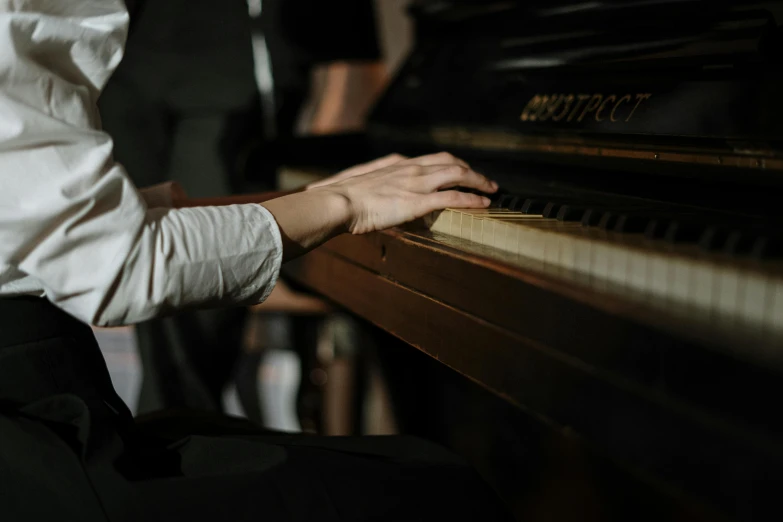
top-left (590, 242), bottom-right (611, 282)
top-left (573, 236), bottom-right (593, 276)
top-left (516, 225), bottom-right (534, 258)
top-left (481, 219), bottom-right (495, 247)
top-left (606, 244), bottom-right (628, 286)
top-left (460, 212), bottom-right (473, 240)
top-left (690, 262), bottom-right (714, 309)
top-left (493, 221), bottom-right (508, 250)
top-left (508, 224), bottom-right (523, 256)
top-left (471, 216), bottom-right (484, 244)
top-left (431, 211), bottom-right (451, 234)
top-left (450, 210), bottom-right (461, 236)
top-left (497, 221), bottom-right (514, 255)
top-left (742, 274), bottom-right (768, 327)
top-left (528, 228), bottom-right (548, 262)
top-left (670, 259), bottom-right (692, 304)
top-left (559, 235), bottom-right (577, 271)
top-left (765, 281), bottom-right (783, 332)
top-left (543, 230), bottom-right (561, 266)
top-left (648, 254), bottom-right (671, 300)
top-left (715, 268), bottom-right (742, 318)
top-left (627, 249), bottom-right (648, 294)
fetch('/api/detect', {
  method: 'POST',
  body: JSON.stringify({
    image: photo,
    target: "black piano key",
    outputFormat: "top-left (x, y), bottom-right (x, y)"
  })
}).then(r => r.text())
top-left (598, 212), bottom-right (619, 230)
top-left (724, 231), bottom-right (756, 256)
top-left (699, 226), bottom-right (730, 251)
top-left (488, 188), bottom-right (509, 208)
top-left (645, 219), bottom-right (670, 240)
top-left (751, 236), bottom-right (783, 259)
top-left (542, 202), bottom-right (562, 218)
top-left (581, 208), bottom-right (603, 227)
top-left (521, 199), bottom-right (546, 214)
top-left (664, 221), bottom-right (704, 244)
top-left (556, 205), bottom-right (586, 222)
top-left (614, 214), bottom-right (649, 233)
top-left (507, 196), bottom-right (524, 211)
top-left (497, 194), bottom-right (514, 208)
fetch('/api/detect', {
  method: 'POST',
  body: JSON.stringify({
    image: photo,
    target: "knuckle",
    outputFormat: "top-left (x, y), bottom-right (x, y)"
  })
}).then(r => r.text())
top-left (406, 165), bottom-right (424, 176)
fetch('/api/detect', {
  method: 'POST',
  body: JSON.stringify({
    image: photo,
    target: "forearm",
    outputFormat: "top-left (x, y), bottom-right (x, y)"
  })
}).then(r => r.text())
top-left (168, 186), bottom-right (345, 262)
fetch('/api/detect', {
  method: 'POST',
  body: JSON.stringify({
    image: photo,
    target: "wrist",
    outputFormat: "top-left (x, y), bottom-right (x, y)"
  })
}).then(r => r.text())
top-left (311, 185), bottom-right (353, 235)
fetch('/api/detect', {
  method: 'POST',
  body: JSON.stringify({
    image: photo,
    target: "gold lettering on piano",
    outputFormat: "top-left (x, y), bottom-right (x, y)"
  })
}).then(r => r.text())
top-left (521, 92), bottom-right (652, 124)
top-left (551, 95), bottom-right (574, 122)
top-left (521, 95), bottom-right (567, 122)
top-left (532, 95), bottom-right (552, 121)
top-left (578, 94), bottom-right (603, 122)
top-left (626, 93), bottom-right (652, 122)
top-left (610, 94), bottom-right (632, 122)
top-left (595, 95), bottom-right (617, 122)
top-left (567, 94), bottom-right (591, 122)
top-left (520, 95), bottom-right (542, 122)
top-left (537, 95), bottom-right (564, 122)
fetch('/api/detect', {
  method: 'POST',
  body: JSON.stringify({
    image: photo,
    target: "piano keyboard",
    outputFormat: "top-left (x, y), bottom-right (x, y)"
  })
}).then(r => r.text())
top-left (425, 207), bottom-right (783, 333)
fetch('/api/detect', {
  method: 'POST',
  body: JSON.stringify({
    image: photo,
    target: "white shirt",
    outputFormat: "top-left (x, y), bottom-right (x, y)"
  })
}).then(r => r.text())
top-left (0, 1), bottom-right (283, 326)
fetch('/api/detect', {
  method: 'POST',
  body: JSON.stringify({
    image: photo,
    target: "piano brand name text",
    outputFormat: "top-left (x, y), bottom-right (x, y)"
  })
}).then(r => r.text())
top-left (520, 93), bottom-right (652, 123)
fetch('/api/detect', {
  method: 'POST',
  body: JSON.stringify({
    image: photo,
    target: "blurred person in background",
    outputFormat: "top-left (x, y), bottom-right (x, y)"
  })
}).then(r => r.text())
top-left (242, 0), bottom-right (393, 432)
top-left (98, 0), bottom-right (265, 415)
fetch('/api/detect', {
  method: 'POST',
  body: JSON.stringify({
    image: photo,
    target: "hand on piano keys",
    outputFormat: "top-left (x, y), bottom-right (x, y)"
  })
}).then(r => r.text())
top-left (257, 152), bottom-right (496, 262)
top-left (318, 151), bottom-right (498, 234)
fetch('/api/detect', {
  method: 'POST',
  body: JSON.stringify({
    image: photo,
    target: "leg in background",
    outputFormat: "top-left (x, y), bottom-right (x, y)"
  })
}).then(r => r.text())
top-left (290, 314), bottom-right (325, 433)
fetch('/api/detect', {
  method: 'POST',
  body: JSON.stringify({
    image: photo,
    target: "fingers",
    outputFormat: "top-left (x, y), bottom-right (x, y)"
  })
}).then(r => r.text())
top-left (416, 164), bottom-right (498, 194)
top-left (402, 151), bottom-right (470, 169)
top-left (421, 190), bottom-right (491, 213)
top-left (349, 153), bottom-right (407, 176)
top-left (308, 154), bottom-right (407, 189)
top-left (369, 153), bottom-right (408, 169)
top-left (345, 153), bottom-right (407, 178)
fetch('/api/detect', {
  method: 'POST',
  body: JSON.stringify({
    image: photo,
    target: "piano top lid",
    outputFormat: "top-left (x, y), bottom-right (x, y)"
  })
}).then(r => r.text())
top-left (409, 0), bottom-right (782, 68)
top-left (369, 0), bottom-right (783, 180)
top-left (409, 0), bottom-right (776, 20)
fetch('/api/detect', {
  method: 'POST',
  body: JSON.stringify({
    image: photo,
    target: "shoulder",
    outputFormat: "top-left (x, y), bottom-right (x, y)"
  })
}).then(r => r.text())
top-left (0, 0), bottom-right (130, 93)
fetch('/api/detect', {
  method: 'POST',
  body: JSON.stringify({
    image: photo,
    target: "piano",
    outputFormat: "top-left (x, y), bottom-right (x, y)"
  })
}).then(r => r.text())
top-left (274, 1), bottom-right (783, 520)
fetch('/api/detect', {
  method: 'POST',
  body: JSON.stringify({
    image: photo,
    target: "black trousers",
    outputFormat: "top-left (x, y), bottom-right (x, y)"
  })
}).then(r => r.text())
top-left (0, 298), bottom-right (512, 521)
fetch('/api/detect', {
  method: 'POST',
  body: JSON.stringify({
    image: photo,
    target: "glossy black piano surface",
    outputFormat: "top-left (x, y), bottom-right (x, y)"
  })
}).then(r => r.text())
top-left (271, 2), bottom-right (783, 521)
top-left (371, 0), bottom-right (783, 177)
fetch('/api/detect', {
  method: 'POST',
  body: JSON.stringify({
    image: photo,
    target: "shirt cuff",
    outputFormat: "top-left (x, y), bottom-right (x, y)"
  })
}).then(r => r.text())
top-left (252, 203), bottom-right (284, 304)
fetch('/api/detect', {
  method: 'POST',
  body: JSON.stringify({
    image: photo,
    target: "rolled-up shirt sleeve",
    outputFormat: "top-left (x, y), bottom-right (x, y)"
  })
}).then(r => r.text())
top-left (0, 2), bottom-right (283, 326)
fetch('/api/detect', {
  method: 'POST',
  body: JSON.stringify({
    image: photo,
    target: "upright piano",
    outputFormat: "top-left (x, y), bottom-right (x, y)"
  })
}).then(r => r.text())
top-left (279, 1), bottom-right (783, 520)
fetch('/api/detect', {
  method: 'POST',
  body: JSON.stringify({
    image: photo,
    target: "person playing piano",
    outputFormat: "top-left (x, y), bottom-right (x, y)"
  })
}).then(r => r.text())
top-left (0, 1), bottom-right (512, 520)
